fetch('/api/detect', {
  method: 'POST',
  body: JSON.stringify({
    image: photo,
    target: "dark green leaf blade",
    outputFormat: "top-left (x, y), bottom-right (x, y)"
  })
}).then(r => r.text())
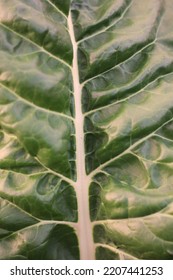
top-left (0, 223), bottom-right (79, 260)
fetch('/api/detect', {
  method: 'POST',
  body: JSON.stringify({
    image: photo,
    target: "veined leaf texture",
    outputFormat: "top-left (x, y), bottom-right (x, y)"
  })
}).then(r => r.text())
top-left (0, 0), bottom-right (173, 260)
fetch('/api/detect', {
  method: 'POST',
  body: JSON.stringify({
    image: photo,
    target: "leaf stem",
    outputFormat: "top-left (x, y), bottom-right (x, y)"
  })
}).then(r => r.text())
top-left (67, 10), bottom-right (95, 260)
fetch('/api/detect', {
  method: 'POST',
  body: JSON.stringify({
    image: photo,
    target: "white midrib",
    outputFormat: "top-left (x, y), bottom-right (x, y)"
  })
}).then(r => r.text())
top-left (67, 12), bottom-right (95, 260)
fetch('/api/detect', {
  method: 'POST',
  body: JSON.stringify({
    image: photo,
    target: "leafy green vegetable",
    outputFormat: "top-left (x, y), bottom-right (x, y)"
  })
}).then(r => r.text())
top-left (0, 0), bottom-right (173, 259)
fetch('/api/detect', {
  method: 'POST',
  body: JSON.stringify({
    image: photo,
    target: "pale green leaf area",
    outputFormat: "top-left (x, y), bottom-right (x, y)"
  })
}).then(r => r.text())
top-left (0, 0), bottom-right (173, 259)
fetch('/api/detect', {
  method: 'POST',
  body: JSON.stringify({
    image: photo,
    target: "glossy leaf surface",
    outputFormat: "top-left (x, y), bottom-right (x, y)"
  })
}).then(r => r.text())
top-left (0, 0), bottom-right (173, 260)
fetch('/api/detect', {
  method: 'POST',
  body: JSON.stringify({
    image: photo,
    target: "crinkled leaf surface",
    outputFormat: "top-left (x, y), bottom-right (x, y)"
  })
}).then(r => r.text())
top-left (0, 0), bottom-right (173, 260)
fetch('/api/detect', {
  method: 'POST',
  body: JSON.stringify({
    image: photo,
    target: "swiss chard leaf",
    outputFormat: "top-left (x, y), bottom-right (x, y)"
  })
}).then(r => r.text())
top-left (0, 0), bottom-right (173, 260)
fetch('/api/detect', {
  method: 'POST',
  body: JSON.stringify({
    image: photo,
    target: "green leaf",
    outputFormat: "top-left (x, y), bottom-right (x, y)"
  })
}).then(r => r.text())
top-left (0, 0), bottom-right (173, 260)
